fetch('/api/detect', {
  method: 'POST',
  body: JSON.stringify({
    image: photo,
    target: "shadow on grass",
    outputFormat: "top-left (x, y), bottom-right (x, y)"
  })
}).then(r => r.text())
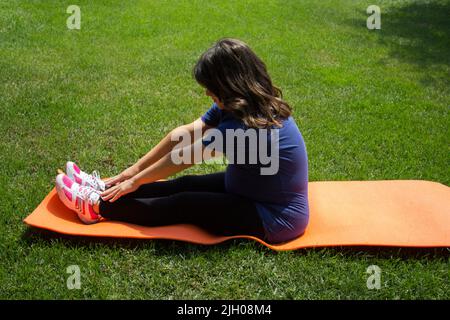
top-left (22, 227), bottom-right (449, 260)
top-left (21, 227), bottom-right (268, 255)
top-left (353, 1), bottom-right (450, 86)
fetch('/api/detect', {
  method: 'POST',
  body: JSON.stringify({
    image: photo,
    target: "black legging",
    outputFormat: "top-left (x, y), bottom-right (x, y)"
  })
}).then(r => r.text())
top-left (99, 172), bottom-right (267, 240)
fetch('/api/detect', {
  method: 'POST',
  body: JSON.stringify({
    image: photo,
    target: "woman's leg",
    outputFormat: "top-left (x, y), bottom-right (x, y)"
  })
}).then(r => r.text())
top-left (120, 172), bottom-right (226, 199)
top-left (99, 190), bottom-right (267, 240)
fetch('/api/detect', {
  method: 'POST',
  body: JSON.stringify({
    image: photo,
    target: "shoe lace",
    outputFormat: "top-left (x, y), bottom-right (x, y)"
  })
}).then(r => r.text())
top-left (85, 170), bottom-right (103, 190)
top-left (75, 186), bottom-right (99, 213)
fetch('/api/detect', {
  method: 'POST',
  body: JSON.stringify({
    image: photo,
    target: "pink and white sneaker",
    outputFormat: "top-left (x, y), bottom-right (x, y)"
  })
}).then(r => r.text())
top-left (55, 173), bottom-right (102, 224)
top-left (66, 161), bottom-right (106, 192)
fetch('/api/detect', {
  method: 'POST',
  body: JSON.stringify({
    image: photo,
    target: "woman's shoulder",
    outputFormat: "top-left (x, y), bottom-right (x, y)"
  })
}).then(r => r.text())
top-left (268, 115), bottom-right (294, 129)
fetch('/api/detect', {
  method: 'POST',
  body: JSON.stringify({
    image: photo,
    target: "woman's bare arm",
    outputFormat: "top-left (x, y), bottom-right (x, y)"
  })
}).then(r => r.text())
top-left (105, 118), bottom-right (211, 186)
top-left (134, 118), bottom-right (210, 172)
top-left (131, 138), bottom-right (212, 185)
top-left (101, 138), bottom-right (220, 202)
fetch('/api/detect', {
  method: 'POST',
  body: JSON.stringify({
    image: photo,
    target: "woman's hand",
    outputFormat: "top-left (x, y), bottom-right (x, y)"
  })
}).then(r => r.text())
top-left (101, 179), bottom-right (139, 202)
top-left (104, 166), bottom-right (139, 188)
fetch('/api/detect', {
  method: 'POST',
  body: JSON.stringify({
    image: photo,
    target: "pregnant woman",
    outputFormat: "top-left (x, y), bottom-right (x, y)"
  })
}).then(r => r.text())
top-left (55, 38), bottom-right (309, 244)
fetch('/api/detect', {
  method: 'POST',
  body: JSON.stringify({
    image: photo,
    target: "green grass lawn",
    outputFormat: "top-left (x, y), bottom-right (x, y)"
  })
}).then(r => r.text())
top-left (1, 0), bottom-right (449, 299)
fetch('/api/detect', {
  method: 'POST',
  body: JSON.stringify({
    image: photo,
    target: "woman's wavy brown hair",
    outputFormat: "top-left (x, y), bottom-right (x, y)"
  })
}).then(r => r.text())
top-left (193, 38), bottom-right (292, 129)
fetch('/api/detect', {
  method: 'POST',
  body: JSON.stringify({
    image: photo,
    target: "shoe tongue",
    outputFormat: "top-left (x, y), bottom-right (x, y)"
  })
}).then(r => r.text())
top-left (98, 179), bottom-right (106, 191)
top-left (84, 171), bottom-right (105, 191)
top-left (88, 191), bottom-right (100, 204)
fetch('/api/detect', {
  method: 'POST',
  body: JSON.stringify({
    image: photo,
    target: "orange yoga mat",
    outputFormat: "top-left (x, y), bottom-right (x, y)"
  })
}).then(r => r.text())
top-left (23, 180), bottom-right (450, 251)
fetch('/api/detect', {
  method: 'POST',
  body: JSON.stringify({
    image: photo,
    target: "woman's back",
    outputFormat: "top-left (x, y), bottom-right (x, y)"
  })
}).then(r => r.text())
top-left (202, 103), bottom-right (309, 243)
